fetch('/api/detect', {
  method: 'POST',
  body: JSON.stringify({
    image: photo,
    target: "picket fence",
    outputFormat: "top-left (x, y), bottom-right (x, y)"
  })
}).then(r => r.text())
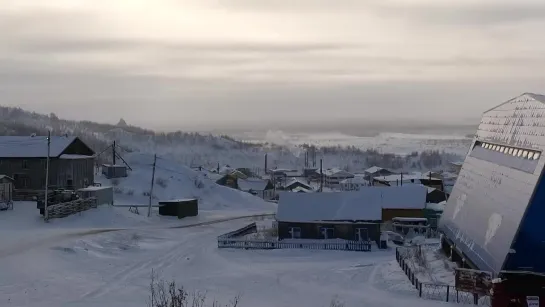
top-left (218, 223), bottom-right (372, 252)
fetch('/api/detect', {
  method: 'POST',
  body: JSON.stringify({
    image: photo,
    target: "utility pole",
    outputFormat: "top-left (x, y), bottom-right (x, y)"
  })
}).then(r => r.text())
top-left (264, 154), bottom-right (268, 175)
top-left (320, 159), bottom-right (323, 192)
top-left (44, 131), bottom-right (51, 222)
top-left (400, 172), bottom-right (403, 186)
top-left (148, 154), bottom-right (157, 217)
top-left (112, 141), bottom-right (116, 165)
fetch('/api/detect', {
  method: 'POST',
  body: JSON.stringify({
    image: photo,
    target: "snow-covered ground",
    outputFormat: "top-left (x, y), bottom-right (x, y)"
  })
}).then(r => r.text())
top-left (97, 152), bottom-right (276, 213)
top-left (0, 213), bottom-right (456, 307)
top-left (399, 244), bottom-right (457, 285)
top-left (0, 153), bottom-right (461, 307)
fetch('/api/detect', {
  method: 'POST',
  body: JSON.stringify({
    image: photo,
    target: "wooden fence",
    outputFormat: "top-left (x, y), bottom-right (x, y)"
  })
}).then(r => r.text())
top-left (218, 223), bottom-right (372, 252)
top-left (395, 247), bottom-right (490, 306)
top-left (218, 239), bottom-right (372, 251)
top-left (218, 222), bottom-right (258, 239)
top-left (13, 189), bottom-right (43, 201)
top-left (46, 197), bottom-right (97, 220)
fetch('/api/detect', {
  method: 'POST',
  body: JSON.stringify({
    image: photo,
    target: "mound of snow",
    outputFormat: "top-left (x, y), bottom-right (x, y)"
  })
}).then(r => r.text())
top-left (97, 152), bottom-right (276, 212)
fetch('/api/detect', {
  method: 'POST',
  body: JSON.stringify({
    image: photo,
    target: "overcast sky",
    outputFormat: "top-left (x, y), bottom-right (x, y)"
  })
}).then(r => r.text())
top-left (1, 0), bottom-right (545, 131)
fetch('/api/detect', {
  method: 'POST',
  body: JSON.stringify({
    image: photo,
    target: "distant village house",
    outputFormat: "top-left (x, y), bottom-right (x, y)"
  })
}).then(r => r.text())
top-left (237, 178), bottom-right (274, 200)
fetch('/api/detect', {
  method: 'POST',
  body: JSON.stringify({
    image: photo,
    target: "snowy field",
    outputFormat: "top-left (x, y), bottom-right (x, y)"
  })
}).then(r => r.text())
top-left (0, 206), bottom-right (456, 307)
top-left (0, 153), bottom-right (461, 307)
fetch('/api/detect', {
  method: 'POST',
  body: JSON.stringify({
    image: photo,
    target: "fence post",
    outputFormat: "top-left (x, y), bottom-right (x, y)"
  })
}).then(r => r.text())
top-left (473, 293), bottom-right (478, 305)
top-left (419, 282), bottom-right (422, 297)
top-left (446, 285), bottom-right (450, 302)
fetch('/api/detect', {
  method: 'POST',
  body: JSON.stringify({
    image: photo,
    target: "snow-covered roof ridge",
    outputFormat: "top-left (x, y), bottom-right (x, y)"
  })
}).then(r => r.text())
top-left (322, 168), bottom-right (354, 176)
top-left (237, 178), bottom-right (271, 192)
top-left (340, 177), bottom-right (368, 184)
top-left (277, 191), bottom-right (382, 222)
top-left (483, 92), bottom-right (545, 114)
top-left (364, 166), bottom-right (385, 174)
top-left (277, 185), bottom-right (427, 222)
top-left (0, 136), bottom-right (80, 158)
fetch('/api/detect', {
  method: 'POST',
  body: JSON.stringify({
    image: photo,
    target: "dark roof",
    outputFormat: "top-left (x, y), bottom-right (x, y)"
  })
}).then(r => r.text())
top-left (0, 136), bottom-right (91, 158)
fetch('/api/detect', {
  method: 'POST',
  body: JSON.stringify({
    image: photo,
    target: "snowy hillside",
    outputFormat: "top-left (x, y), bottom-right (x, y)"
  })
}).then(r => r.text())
top-left (0, 105), bottom-right (469, 172)
top-left (96, 152), bottom-right (276, 212)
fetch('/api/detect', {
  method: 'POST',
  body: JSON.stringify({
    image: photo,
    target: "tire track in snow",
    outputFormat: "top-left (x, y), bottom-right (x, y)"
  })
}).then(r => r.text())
top-left (79, 227), bottom-right (218, 300)
top-left (0, 213), bottom-right (273, 259)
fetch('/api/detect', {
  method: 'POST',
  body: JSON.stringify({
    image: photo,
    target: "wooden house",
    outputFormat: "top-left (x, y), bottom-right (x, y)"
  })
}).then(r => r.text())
top-left (426, 187), bottom-right (449, 203)
top-left (321, 168), bottom-right (354, 188)
top-left (282, 178), bottom-right (313, 192)
top-left (378, 185), bottom-right (428, 221)
top-left (363, 166), bottom-right (393, 181)
top-left (339, 176), bottom-right (368, 191)
top-left (216, 170), bottom-right (248, 189)
top-left (237, 178), bottom-right (274, 200)
top-left (372, 173), bottom-right (444, 190)
top-left (276, 191), bottom-right (382, 242)
top-left (0, 136), bottom-right (95, 191)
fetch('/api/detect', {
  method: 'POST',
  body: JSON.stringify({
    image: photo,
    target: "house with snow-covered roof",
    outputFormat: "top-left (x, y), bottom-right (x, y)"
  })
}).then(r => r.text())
top-left (372, 173), bottom-right (444, 190)
top-left (363, 166), bottom-right (393, 180)
top-left (276, 191), bottom-right (382, 242)
top-left (339, 176), bottom-right (369, 191)
top-left (320, 168), bottom-right (354, 189)
top-left (276, 185), bottom-right (428, 242)
top-left (237, 178), bottom-right (274, 200)
top-left (282, 178), bottom-right (313, 192)
top-left (0, 135), bottom-right (95, 191)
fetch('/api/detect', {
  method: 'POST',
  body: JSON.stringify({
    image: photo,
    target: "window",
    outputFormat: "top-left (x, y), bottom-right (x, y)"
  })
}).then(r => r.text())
top-left (22, 160), bottom-right (28, 169)
top-left (513, 149), bottom-right (519, 156)
top-left (289, 227), bottom-right (301, 239)
top-left (355, 228), bottom-right (369, 241)
top-left (517, 150), bottom-right (523, 157)
top-left (508, 148), bottom-right (514, 155)
top-left (523, 151), bottom-right (529, 159)
top-left (533, 152), bottom-right (541, 160)
top-left (21, 177), bottom-right (30, 188)
top-left (500, 146), bottom-right (505, 153)
top-left (319, 227), bottom-right (335, 239)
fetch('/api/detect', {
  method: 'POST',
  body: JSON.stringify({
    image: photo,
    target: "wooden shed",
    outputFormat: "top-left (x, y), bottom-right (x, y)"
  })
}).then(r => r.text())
top-left (77, 186), bottom-right (114, 206)
top-left (158, 198), bottom-right (198, 219)
top-left (0, 175), bottom-right (14, 202)
top-left (101, 164), bottom-right (128, 179)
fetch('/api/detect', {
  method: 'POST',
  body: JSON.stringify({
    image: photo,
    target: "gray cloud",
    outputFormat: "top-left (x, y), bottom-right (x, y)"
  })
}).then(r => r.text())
top-left (1, 1), bottom-right (545, 130)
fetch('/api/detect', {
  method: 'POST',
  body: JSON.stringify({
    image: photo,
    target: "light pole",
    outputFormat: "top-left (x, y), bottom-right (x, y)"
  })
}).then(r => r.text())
top-left (44, 131), bottom-right (51, 221)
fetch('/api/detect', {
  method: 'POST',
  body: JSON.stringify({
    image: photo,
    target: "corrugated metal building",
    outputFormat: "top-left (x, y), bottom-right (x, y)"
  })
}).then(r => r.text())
top-left (439, 93), bottom-right (545, 276)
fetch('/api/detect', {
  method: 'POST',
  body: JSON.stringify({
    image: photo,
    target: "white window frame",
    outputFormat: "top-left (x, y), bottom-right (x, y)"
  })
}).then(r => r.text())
top-left (355, 228), bottom-right (369, 241)
top-left (319, 227), bottom-right (335, 239)
top-left (289, 227), bottom-right (301, 239)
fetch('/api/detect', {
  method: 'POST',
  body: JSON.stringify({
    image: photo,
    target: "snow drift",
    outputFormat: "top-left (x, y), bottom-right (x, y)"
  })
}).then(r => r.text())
top-left (96, 152), bottom-right (276, 212)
